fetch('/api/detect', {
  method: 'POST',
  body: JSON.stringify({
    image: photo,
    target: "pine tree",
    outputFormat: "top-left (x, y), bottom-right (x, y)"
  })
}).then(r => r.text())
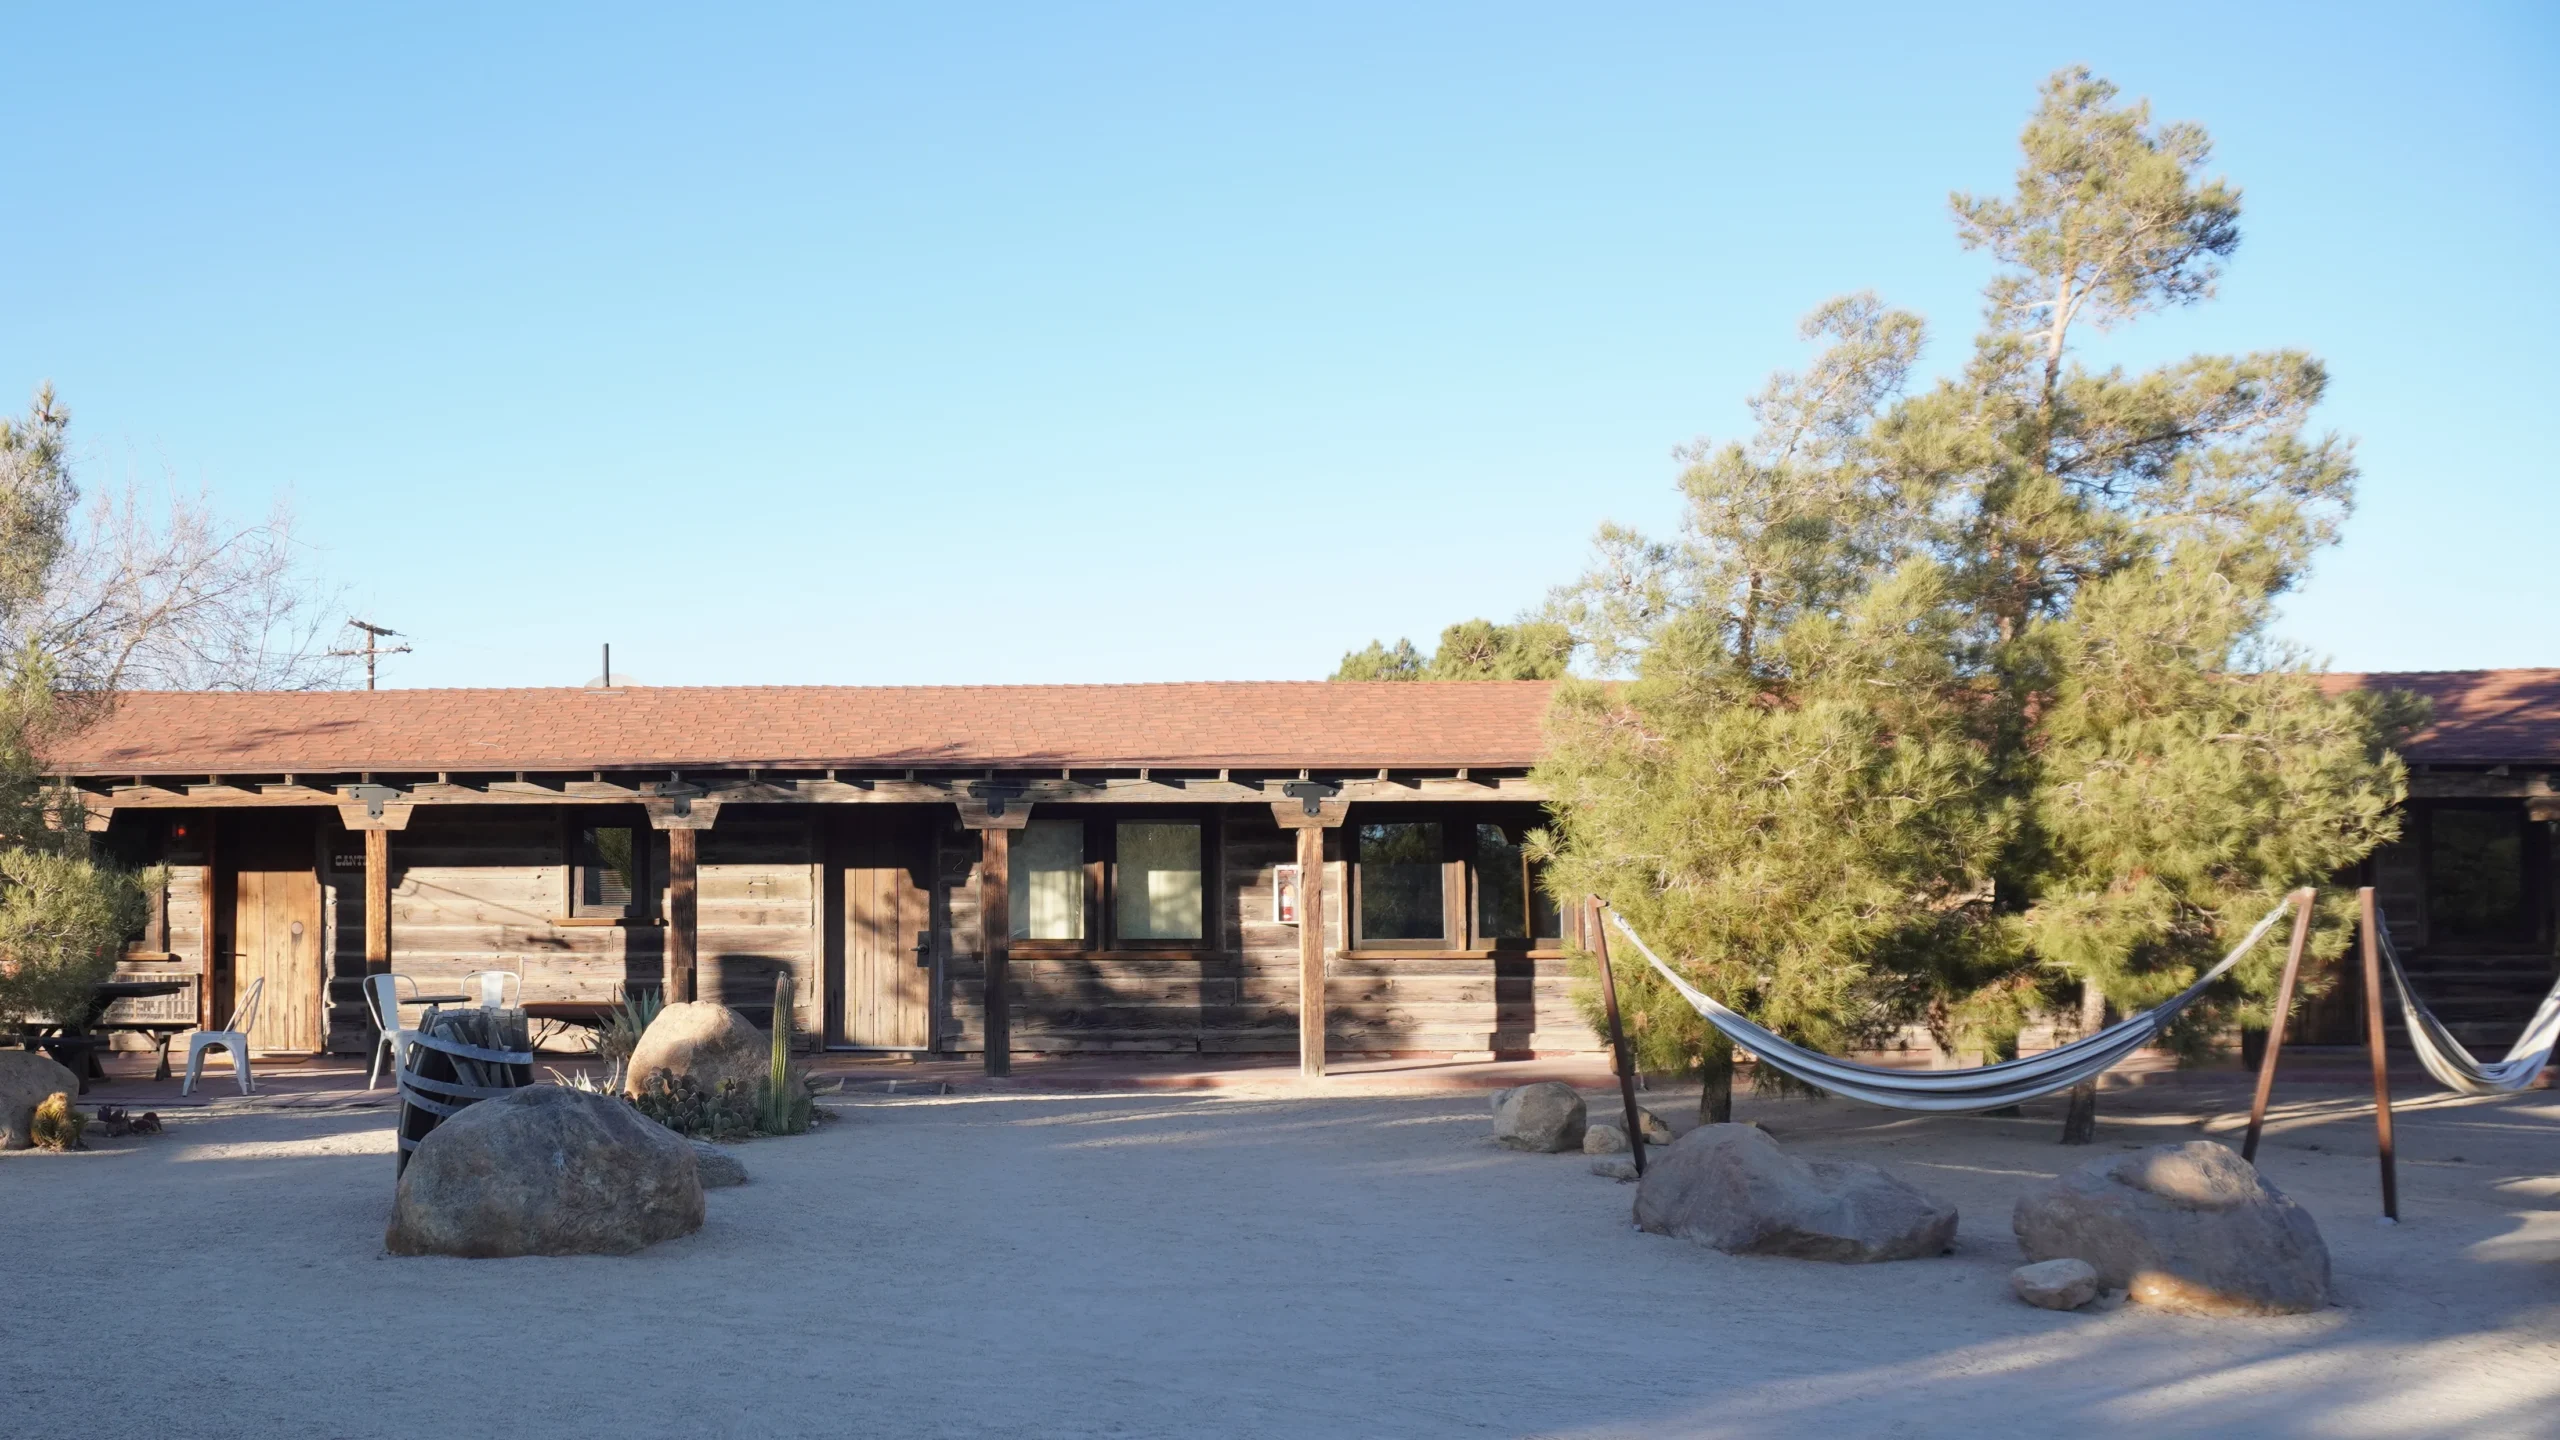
top-left (0, 391), bottom-right (162, 1028)
top-left (1538, 69), bottom-right (2411, 1131)
top-left (1330, 619), bottom-right (1571, 681)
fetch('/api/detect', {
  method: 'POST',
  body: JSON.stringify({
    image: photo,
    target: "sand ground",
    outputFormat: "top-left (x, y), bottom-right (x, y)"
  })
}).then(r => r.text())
top-left (3, 1078), bottom-right (2554, 1439)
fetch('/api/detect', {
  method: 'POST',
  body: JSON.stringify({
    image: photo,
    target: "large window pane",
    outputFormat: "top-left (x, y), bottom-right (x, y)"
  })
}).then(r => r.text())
top-left (1530, 878), bottom-right (1562, 941)
top-left (578, 826), bottom-right (639, 915)
top-left (1476, 824), bottom-right (1526, 940)
top-left (2428, 809), bottom-right (2526, 942)
top-left (1117, 823), bottom-right (1203, 941)
top-left (1360, 822), bottom-right (1443, 941)
top-left (1011, 820), bottom-right (1085, 941)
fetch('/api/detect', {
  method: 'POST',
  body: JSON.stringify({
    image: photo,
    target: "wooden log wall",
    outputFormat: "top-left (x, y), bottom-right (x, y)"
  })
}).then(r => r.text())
top-left (941, 806), bottom-right (1600, 1058)
top-left (323, 805), bottom-right (819, 1053)
top-left (695, 811), bottom-right (822, 1034)
top-left (107, 863), bottom-right (211, 1052)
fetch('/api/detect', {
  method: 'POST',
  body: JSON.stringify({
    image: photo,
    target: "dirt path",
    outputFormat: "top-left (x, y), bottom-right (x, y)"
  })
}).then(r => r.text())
top-left (3, 1083), bottom-right (2553, 1438)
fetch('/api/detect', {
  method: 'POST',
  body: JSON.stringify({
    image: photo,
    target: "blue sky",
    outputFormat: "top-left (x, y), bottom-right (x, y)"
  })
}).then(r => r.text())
top-left (7, 4), bottom-right (2553, 687)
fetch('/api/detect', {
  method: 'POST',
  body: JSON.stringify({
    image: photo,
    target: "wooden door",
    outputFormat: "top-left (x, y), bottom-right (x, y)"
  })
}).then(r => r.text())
top-left (235, 859), bottom-right (324, 1054)
top-left (837, 815), bottom-right (932, 1049)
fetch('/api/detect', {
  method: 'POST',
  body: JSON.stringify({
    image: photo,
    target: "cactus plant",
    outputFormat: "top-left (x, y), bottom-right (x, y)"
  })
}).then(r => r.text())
top-left (770, 971), bottom-right (791, 1099)
top-left (754, 971), bottom-right (813, 1135)
top-left (30, 1091), bottom-right (87, 1151)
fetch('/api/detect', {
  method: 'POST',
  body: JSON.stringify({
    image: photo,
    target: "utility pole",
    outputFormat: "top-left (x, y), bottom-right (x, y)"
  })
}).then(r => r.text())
top-left (331, 619), bottom-right (412, 691)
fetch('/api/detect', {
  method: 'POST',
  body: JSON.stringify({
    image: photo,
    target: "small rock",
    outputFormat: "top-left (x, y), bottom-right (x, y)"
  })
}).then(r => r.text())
top-left (1584, 1124), bottom-right (1629, 1154)
top-left (1634, 1124), bottom-right (1958, 1263)
top-left (1636, 1107), bottom-right (1674, 1145)
top-left (2013, 1140), bottom-right (2330, 1316)
top-left (1491, 1082), bottom-right (1587, 1153)
top-left (2010, 1258), bottom-right (2099, 1310)
top-left (690, 1141), bottom-right (748, 1188)
top-left (0, 1051), bottom-right (81, 1150)
top-left (1591, 1157), bottom-right (1639, 1182)
top-left (2092, 1287), bottom-right (2129, 1311)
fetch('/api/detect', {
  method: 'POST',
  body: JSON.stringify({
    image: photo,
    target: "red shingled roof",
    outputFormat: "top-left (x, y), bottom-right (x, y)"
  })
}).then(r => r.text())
top-left (42, 682), bottom-right (1561, 775)
top-left (2321, 669), bottom-right (2560, 764)
top-left (41, 670), bottom-right (2559, 778)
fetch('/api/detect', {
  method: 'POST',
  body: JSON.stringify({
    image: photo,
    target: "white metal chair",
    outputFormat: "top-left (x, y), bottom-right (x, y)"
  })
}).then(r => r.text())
top-left (365, 973), bottom-right (424, 1090)
top-left (181, 976), bottom-right (264, 1097)
top-left (466, 969), bottom-right (521, 1010)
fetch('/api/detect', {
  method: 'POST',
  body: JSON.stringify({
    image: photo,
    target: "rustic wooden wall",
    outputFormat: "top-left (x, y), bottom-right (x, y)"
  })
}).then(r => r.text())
top-left (107, 862), bottom-right (211, 1052)
top-left (940, 805), bottom-right (1597, 1057)
top-left (697, 809), bottom-right (822, 1033)
top-left (318, 805), bottom-right (818, 1053)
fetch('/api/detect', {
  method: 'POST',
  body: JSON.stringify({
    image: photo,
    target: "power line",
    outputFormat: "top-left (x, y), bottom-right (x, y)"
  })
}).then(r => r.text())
top-left (328, 618), bottom-right (413, 691)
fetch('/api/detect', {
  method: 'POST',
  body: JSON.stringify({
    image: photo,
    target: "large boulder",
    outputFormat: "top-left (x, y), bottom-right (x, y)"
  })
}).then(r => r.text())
top-left (1634, 1124), bottom-right (1959, 1263)
top-left (1492, 1082), bottom-right (1587, 1153)
top-left (2012, 1141), bottom-right (2329, 1316)
top-left (386, 1085), bottom-right (705, 1257)
top-left (624, 1002), bottom-right (767, 1100)
top-left (0, 1051), bottom-right (81, 1150)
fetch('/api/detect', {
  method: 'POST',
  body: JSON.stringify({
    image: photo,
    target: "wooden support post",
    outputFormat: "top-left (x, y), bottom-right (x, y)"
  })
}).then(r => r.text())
top-left (1589, 897), bottom-right (1647, 1176)
top-left (2359, 885), bottom-right (2400, 1221)
top-left (2242, 888), bottom-right (2318, 1164)
top-left (1297, 823), bottom-right (1326, 1080)
top-left (981, 825), bottom-right (1012, 1077)
top-left (363, 828), bottom-right (391, 976)
top-left (1270, 792), bottom-right (1347, 1079)
top-left (667, 828), bottom-right (698, 1004)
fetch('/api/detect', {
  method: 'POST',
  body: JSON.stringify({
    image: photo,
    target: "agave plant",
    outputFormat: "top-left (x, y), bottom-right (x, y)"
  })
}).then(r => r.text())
top-left (592, 988), bottom-right (665, 1091)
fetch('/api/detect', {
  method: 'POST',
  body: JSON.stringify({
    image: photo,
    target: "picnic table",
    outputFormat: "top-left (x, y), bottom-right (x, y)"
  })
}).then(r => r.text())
top-left (6, 979), bottom-right (190, 1091)
top-left (522, 1000), bottom-right (621, 1051)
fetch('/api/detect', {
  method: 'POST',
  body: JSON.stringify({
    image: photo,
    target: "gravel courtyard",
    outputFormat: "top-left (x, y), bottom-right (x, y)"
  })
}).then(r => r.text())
top-left (4, 1081), bottom-right (2554, 1439)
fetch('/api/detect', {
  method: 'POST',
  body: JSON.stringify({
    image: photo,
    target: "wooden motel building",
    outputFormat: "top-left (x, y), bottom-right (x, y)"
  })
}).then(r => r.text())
top-left (53, 682), bottom-right (1578, 1075)
top-left (44, 669), bottom-right (2560, 1074)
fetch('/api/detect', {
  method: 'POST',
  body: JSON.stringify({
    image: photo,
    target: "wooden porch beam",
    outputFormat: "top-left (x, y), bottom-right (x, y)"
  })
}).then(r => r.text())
top-left (73, 772), bottom-right (1549, 811)
top-left (1271, 796), bottom-right (1348, 1080)
top-left (364, 829), bottom-right (391, 976)
top-left (646, 797), bottom-right (718, 1006)
top-left (667, 828), bottom-right (697, 1004)
top-left (956, 802), bottom-right (1030, 1077)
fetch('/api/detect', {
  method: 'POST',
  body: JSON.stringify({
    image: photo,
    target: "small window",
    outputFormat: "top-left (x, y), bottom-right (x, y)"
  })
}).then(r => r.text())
top-left (1476, 824), bottom-right (1526, 940)
top-left (1358, 821), bottom-right (1444, 943)
top-left (574, 825), bottom-right (645, 918)
top-left (1116, 822), bottom-right (1203, 941)
top-left (1474, 822), bottom-right (1565, 944)
top-left (2427, 808), bottom-right (2530, 944)
top-left (1530, 878), bottom-right (1562, 942)
top-left (1012, 819), bottom-right (1087, 941)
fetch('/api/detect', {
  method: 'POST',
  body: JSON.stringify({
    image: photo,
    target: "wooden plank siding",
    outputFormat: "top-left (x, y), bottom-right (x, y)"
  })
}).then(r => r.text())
top-left (940, 806), bottom-right (1600, 1058)
top-left (106, 800), bottom-right (1598, 1059)
top-left (316, 805), bottom-right (821, 1052)
top-left (105, 860), bottom-right (213, 1053)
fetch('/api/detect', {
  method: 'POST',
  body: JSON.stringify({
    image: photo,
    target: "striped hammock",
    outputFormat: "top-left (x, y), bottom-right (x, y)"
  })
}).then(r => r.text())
top-left (2377, 919), bottom-right (2560, 1095)
top-left (1604, 896), bottom-right (2302, 1113)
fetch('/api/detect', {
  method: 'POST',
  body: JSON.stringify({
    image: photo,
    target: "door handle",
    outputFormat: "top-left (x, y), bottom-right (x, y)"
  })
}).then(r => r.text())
top-left (913, 931), bottom-right (932, 968)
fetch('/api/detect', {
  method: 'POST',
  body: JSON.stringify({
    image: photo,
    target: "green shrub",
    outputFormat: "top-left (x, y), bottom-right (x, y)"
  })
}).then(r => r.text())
top-left (0, 850), bottom-right (163, 1029)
